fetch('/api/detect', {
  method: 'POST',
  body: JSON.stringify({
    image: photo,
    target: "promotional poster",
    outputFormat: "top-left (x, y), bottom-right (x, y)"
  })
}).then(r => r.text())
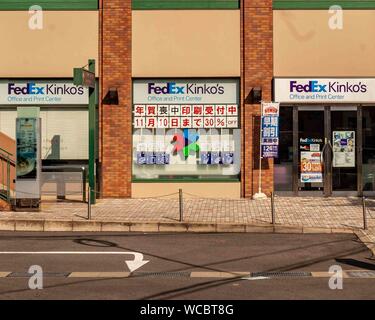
top-left (16, 118), bottom-right (38, 180)
top-left (332, 131), bottom-right (355, 168)
top-left (300, 151), bottom-right (323, 183)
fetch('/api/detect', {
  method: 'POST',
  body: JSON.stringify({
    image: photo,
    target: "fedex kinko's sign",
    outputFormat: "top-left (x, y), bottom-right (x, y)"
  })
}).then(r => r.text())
top-left (274, 78), bottom-right (375, 103)
top-left (133, 79), bottom-right (239, 104)
top-left (0, 81), bottom-right (89, 105)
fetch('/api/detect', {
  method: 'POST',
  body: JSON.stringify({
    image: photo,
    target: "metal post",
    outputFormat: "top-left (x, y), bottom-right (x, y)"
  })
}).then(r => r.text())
top-left (88, 186), bottom-right (92, 220)
top-left (56, 174), bottom-right (66, 201)
top-left (179, 189), bottom-right (183, 222)
top-left (82, 167), bottom-right (87, 203)
top-left (1, 159), bottom-right (4, 193)
top-left (6, 157), bottom-right (10, 202)
top-left (258, 125), bottom-right (263, 194)
top-left (88, 59), bottom-right (96, 205)
top-left (271, 191), bottom-right (275, 225)
top-left (362, 196), bottom-right (368, 230)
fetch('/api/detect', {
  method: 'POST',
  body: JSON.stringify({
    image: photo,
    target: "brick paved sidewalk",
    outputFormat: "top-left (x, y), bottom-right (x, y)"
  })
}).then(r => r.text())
top-left (0, 196), bottom-right (374, 231)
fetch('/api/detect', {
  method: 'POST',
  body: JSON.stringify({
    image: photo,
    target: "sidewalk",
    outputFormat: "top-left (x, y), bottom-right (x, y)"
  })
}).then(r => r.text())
top-left (0, 196), bottom-right (374, 231)
top-left (2, 195), bottom-right (373, 256)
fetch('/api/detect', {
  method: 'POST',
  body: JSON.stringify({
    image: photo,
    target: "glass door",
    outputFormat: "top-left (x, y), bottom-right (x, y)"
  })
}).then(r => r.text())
top-left (363, 107), bottom-right (375, 195)
top-left (298, 109), bottom-right (325, 193)
top-left (279, 106), bottom-right (361, 196)
top-left (331, 109), bottom-right (358, 193)
top-left (274, 107), bottom-right (293, 192)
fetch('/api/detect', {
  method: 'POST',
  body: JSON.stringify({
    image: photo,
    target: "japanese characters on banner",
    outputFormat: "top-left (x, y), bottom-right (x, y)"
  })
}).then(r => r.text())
top-left (261, 102), bottom-right (279, 158)
top-left (133, 104), bottom-right (239, 129)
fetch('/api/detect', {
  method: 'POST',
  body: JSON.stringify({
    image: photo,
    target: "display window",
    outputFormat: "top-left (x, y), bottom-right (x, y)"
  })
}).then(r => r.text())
top-left (132, 79), bottom-right (240, 181)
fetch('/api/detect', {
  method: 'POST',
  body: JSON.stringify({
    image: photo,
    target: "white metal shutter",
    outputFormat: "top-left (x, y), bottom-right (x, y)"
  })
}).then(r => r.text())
top-left (41, 108), bottom-right (88, 160)
top-left (0, 108), bottom-right (88, 159)
top-left (0, 109), bottom-right (17, 139)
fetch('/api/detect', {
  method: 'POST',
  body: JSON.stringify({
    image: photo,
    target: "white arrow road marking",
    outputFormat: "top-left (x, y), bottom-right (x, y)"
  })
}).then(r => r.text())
top-left (0, 251), bottom-right (150, 273)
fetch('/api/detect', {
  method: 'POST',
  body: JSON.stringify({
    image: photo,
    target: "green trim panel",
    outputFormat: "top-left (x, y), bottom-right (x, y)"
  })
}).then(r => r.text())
top-left (133, 0), bottom-right (239, 10)
top-left (0, 0), bottom-right (98, 10)
top-left (273, 0), bottom-right (375, 9)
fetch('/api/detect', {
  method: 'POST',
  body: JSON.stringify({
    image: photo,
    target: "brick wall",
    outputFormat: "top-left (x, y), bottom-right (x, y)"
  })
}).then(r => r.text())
top-left (241, 0), bottom-right (274, 197)
top-left (100, 0), bottom-right (132, 197)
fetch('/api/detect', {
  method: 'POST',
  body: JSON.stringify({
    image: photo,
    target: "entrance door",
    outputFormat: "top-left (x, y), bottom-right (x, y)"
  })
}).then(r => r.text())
top-left (298, 109), bottom-right (325, 194)
top-left (294, 106), bottom-right (358, 196)
top-left (331, 109), bottom-right (358, 195)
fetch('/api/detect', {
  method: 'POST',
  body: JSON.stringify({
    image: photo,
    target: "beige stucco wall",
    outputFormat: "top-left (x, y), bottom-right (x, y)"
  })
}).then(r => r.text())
top-left (132, 10), bottom-right (240, 77)
top-left (132, 183), bottom-right (241, 199)
top-left (274, 10), bottom-right (375, 76)
top-left (0, 11), bottom-right (98, 77)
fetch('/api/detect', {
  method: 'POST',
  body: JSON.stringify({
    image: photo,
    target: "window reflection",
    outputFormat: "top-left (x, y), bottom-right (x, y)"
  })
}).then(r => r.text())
top-left (363, 107), bottom-right (375, 191)
top-left (274, 107), bottom-right (293, 191)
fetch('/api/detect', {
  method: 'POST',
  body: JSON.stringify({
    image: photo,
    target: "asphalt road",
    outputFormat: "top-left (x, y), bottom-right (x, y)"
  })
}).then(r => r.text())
top-left (0, 231), bottom-right (374, 300)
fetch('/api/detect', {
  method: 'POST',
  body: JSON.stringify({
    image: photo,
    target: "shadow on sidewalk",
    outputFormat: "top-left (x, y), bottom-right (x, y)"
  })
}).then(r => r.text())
top-left (335, 258), bottom-right (375, 270)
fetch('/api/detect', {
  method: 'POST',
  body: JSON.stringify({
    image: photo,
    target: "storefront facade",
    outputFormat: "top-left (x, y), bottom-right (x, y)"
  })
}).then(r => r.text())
top-left (273, 1), bottom-right (375, 197)
top-left (0, 1), bottom-right (98, 201)
top-left (102, 0), bottom-right (249, 198)
top-left (100, 0), bottom-right (274, 198)
top-left (3, 0), bottom-right (375, 200)
top-left (0, 80), bottom-right (90, 163)
top-left (274, 78), bottom-right (375, 196)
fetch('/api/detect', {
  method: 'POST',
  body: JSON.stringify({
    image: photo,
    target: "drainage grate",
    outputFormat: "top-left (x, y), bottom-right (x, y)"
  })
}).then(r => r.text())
top-left (8, 272), bottom-right (69, 278)
top-left (251, 271), bottom-right (312, 278)
top-left (346, 271), bottom-right (375, 278)
top-left (131, 271), bottom-right (191, 278)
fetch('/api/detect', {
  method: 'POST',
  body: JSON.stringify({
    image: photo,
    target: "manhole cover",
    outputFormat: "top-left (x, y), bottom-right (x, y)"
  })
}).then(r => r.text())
top-left (346, 271), bottom-right (375, 278)
top-left (251, 271), bottom-right (311, 278)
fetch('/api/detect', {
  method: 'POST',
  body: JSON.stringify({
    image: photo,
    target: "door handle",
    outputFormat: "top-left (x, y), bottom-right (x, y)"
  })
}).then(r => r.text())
top-left (321, 140), bottom-right (333, 162)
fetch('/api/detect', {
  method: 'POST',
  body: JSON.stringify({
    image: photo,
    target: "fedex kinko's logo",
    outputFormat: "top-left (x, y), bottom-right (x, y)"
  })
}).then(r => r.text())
top-left (8, 83), bottom-right (85, 95)
top-left (289, 80), bottom-right (368, 94)
top-left (8, 83), bottom-right (44, 95)
top-left (290, 81), bottom-right (327, 93)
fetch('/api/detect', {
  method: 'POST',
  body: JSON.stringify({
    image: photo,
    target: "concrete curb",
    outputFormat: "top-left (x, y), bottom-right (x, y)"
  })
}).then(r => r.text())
top-left (0, 218), bottom-right (357, 234)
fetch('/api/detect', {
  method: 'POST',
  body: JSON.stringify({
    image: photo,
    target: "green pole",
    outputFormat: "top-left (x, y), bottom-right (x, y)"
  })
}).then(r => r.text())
top-left (88, 59), bottom-right (96, 204)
